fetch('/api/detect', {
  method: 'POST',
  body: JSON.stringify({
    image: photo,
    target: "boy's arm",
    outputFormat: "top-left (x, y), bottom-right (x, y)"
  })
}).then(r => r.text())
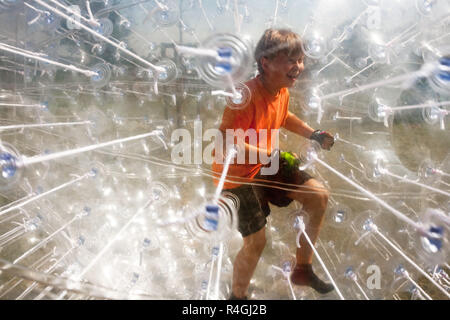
top-left (283, 111), bottom-right (315, 139)
top-left (282, 111), bottom-right (334, 150)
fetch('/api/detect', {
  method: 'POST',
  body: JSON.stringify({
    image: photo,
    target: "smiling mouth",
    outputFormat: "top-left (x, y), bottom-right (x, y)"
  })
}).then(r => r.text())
top-left (287, 73), bottom-right (299, 80)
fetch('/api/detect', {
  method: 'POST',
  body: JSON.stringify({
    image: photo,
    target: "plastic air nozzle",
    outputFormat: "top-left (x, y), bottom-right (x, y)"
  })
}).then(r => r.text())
top-left (204, 204), bottom-right (219, 231)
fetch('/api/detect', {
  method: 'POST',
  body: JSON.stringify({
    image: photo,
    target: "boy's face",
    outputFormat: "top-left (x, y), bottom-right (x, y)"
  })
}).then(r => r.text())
top-left (261, 51), bottom-right (304, 90)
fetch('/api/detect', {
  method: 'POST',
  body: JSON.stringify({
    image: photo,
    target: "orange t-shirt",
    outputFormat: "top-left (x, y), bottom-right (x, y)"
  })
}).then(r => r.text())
top-left (212, 75), bottom-right (290, 189)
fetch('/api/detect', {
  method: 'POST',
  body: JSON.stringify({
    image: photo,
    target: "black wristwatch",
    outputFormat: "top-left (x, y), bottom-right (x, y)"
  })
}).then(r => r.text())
top-left (309, 129), bottom-right (335, 150)
top-left (309, 130), bottom-right (326, 144)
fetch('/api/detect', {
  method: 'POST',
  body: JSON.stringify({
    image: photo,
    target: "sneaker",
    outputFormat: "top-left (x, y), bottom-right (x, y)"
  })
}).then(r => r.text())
top-left (228, 293), bottom-right (248, 300)
top-left (290, 264), bottom-right (334, 294)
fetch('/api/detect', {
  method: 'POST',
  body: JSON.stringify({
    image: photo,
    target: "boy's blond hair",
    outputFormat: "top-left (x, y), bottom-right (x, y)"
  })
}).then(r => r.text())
top-left (254, 29), bottom-right (303, 74)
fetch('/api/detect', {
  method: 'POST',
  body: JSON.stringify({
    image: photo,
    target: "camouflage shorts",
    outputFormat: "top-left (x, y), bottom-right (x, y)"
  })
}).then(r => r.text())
top-left (225, 152), bottom-right (312, 237)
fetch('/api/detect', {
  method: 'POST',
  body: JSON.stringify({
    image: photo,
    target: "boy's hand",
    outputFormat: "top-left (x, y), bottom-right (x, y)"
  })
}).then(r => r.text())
top-left (309, 130), bottom-right (334, 151)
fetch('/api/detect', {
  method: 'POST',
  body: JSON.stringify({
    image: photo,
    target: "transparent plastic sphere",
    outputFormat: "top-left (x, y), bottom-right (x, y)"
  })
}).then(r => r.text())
top-left (304, 87), bottom-right (323, 114)
top-left (344, 266), bottom-right (358, 282)
top-left (155, 58), bottom-right (178, 84)
top-left (364, 157), bottom-right (386, 182)
top-left (298, 140), bottom-right (321, 171)
top-left (37, 57), bottom-right (57, 73)
top-left (221, 190), bottom-right (240, 213)
top-left (415, 227), bottom-right (447, 266)
top-left (149, 181), bottom-right (170, 206)
top-left (428, 55), bottom-right (450, 95)
top-left (140, 234), bottom-right (160, 253)
top-left (93, 18), bottom-right (114, 38)
top-left (195, 33), bottom-right (253, 88)
top-left (368, 43), bottom-right (389, 64)
top-left (91, 43), bottom-right (106, 55)
top-left (414, 210), bottom-right (448, 267)
top-left (415, 0), bottom-right (438, 17)
top-left (83, 107), bottom-right (110, 137)
top-left (326, 202), bottom-right (353, 229)
top-left (185, 194), bottom-right (238, 242)
top-left (136, 68), bottom-right (153, 80)
top-left (42, 10), bottom-right (61, 28)
top-left (225, 82), bottom-right (251, 110)
top-left (301, 32), bottom-right (328, 60)
top-left (351, 210), bottom-right (380, 238)
top-left (308, 94), bottom-right (322, 111)
top-left (203, 242), bottom-right (228, 257)
top-left (329, 38), bottom-right (340, 52)
top-left (362, 0), bottom-right (381, 5)
top-left (421, 105), bottom-right (442, 125)
top-left (0, 0), bottom-right (21, 9)
top-left (2, 0), bottom-right (450, 301)
top-left (287, 208), bottom-right (310, 232)
top-left (368, 96), bottom-right (391, 123)
top-left (334, 255), bottom-right (370, 295)
top-left (392, 265), bottom-right (410, 290)
top-left (0, 142), bottom-right (23, 191)
top-left (84, 161), bottom-right (107, 186)
top-left (90, 63), bottom-right (111, 88)
top-left (355, 57), bottom-right (369, 69)
top-left (418, 159), bottom-right (441, 184)
top-left (181, 56), bottom-right (195, 72)
top-left (119, 18), bottom-right (131, 30)
top-left (151, 0), bottom-right (180, 27)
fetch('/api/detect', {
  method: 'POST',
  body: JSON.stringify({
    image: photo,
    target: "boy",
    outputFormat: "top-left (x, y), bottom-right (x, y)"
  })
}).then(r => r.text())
top-left (212, 29), bottom-right (335, 299)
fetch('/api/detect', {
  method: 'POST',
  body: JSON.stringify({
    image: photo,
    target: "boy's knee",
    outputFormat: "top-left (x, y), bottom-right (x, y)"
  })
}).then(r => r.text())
top-left (306, 181), bottom-right (329, 209)
top-left (314, 188), bottom-right (329, 211)
top-left (319, 188), bottom-right (329, 205)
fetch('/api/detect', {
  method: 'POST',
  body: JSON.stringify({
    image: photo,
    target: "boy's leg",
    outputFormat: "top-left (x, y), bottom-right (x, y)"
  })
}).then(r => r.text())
top-left (232, 226), bottom-right (266, 299)
top-left (286, 178), bottom-right (334, 293)
top-left (287, 178), bottom-right (329, 264)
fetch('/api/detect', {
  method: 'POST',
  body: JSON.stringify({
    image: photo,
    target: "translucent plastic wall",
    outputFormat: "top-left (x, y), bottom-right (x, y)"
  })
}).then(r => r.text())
top-left (0, 0), bottom-right (449, 300)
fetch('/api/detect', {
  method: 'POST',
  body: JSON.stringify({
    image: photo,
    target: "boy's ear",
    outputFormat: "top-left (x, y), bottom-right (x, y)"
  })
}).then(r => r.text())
top-left (260, 56), bottom-right (271, 73)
